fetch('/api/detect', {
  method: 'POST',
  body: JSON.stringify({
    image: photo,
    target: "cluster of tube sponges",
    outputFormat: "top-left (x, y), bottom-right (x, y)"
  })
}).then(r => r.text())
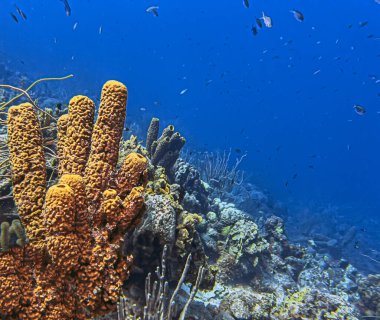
top-left (146, 117), bottom-right (186, 172)
top-left (0, 81), bottom-right (148, 319)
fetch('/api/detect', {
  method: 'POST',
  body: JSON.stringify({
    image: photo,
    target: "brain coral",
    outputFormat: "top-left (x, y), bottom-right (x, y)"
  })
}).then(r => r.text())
top-left (0, 80), bottom-right (148, 319)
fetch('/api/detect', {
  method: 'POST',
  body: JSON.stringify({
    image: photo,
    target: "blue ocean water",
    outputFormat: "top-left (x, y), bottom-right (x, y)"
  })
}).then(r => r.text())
top-left (1, 0), bottom-right (379, 258)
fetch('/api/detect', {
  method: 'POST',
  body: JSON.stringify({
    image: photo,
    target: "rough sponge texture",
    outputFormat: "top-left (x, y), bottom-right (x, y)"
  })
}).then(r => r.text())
top-left (116, 152), bottom-right (148, 199)
top-left (57, 114), bottom-right (69, 176)
top-left (0, 81), bottom-right (148, 319)
top-left (61, 95), bottom-right (95, 176)
top-left (7, 103), bottom-right (46, 242)
top-left (85, 80), bottom-right (128, 206)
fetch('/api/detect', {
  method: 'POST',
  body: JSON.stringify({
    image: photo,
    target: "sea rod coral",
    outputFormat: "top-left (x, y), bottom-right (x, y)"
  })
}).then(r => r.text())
top-left (0, 80), bottom-right (148, 319)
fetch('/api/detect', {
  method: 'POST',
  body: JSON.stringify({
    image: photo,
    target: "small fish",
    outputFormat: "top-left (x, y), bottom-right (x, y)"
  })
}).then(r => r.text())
top-left (243, 0), bottom-right (249, 9)
top-left (235, 148), bottom-right (241, 153)
top-left (256, 18), bottom-right (263, 29)
top-left (15, 5), bottom-right (27, 20)
top-left (354, 241), bottom-right (360, 249)
top-left (60, 0), bottom-right (71, 16)
top-left (308, 165), bottom-right (314, 169)
top-left (313, 69), bottom-right (321, 75)
top-left (353, 104), bottom-right (366, 115)
top-left (205, 79), bottom-right (213, 86)
top-left (124, 127), bottom-right (130, 132)
top-left (251, 25), bottom-right (258, 36)
top-left (290, 9), bottom-right (304, 22)
top-left (261, 12), bottom-right (273, 28)
top-left (99, 25), bottom-right (102, 35)
top-left (292, 173), bottom-right (298, 179)
top-left (140, 107), bottom-right (146, 111)
top-left (146, 6), bottom-right (159, 17)
top-left (73, 22), bottom-right (78, 31)
top-left (348, 24), bottom-right (353, 29)
top-left (10, 13), bottom-right (19, 23)
top-left (179, 88), bottom-right (188, 95)
top-left (359, 21), bottom-right (368, 28)
top-left (285, 181), bottom-right (289, 187)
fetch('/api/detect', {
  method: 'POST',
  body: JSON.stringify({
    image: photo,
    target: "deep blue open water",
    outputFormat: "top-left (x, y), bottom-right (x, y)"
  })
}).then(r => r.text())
top-left (1, 0), bottom-right (379, 261)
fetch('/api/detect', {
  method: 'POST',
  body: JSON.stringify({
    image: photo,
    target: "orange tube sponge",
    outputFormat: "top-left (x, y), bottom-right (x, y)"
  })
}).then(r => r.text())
top-left (63, 95), bottom-right (95, 175)
top-left (57, 113), bottom-right (69, 177)
top-left (44, 184), bottom-right (81, 271)
top-left (115, 152), bottom-right (148, 199)
top-left (7, 103), bottom-right (46, 242)
top-left (59, 174), bottom-right (91, 249)
top-left (85, 80), bottom-right (128, 205)
top-left (0, 80), bottom-right (148, 319)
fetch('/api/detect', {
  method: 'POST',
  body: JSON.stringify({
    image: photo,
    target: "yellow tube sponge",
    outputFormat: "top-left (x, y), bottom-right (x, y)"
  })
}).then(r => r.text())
top-left (44, 184), bottom-right (81, 271)
top-left (59, 174), bottom-right (91, 245)
top-left (44, 184), bottom-right (76, 234)
top-left (115, 152), bottom-right (148, 199)
top-left (57, 114), bottom-right (69, 177)
top-left (64, 95), bottom-right (95, 175)
top-left (85, 80), bottom-right (128, 206)
top-left (7, 103), bottom-right (46, 242)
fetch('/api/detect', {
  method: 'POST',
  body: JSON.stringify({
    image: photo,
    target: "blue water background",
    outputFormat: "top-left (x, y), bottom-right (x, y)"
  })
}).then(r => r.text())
top-left (1, 1), bottom-right (379, 242)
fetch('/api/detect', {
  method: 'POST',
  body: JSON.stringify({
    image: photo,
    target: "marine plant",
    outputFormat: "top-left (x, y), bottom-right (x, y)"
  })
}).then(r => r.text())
top-left (0, 80), bottom-right (148, 319)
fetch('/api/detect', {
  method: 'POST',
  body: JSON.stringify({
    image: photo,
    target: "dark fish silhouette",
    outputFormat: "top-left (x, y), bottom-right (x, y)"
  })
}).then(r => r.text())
top-left (60, 0), bottom-right (71, 16)
top-left (251, 25), bottom-right (258, 36)
top-left (15, 5), bottom-right (27, 20)
top-left (353, 104), bottom-right (366, 115)
top-left (256, 18), bottom-right (263, 28)
top-left (292, 173), bottom-right (298, 179)
top-left (10, 13), bottom-right (19, 23)
top-left (359, 21), bottom-right (368, 28)
top-left (290, 9), bottom-right (304, 22)
top-left (243, 0), bottom-right (249, 9)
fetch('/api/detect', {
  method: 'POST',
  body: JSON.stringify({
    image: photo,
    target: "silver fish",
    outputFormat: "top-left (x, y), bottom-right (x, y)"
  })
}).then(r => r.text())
top-left (15, 5), bottom-right (27, 20)
top-left (146, 6), bottom-right (159, 17)
top-left (261, 12), bottom-right (273, 28)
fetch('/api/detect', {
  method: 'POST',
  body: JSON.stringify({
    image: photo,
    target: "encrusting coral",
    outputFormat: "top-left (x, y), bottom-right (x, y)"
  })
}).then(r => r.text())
top-left (0, 80), bottom-right (148, 319)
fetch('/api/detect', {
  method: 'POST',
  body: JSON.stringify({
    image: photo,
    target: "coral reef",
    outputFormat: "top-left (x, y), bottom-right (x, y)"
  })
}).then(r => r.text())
top-left (0, 80), bottom-right (148, 319)
top-left (357, 274), bottom-right (380, 317)
top-left (0, 71), bottom-right (377, 320)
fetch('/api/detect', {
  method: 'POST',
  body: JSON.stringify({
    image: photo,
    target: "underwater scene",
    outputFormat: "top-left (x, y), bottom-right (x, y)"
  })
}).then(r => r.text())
top-left (0, 0), bottom-right (379, 319)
